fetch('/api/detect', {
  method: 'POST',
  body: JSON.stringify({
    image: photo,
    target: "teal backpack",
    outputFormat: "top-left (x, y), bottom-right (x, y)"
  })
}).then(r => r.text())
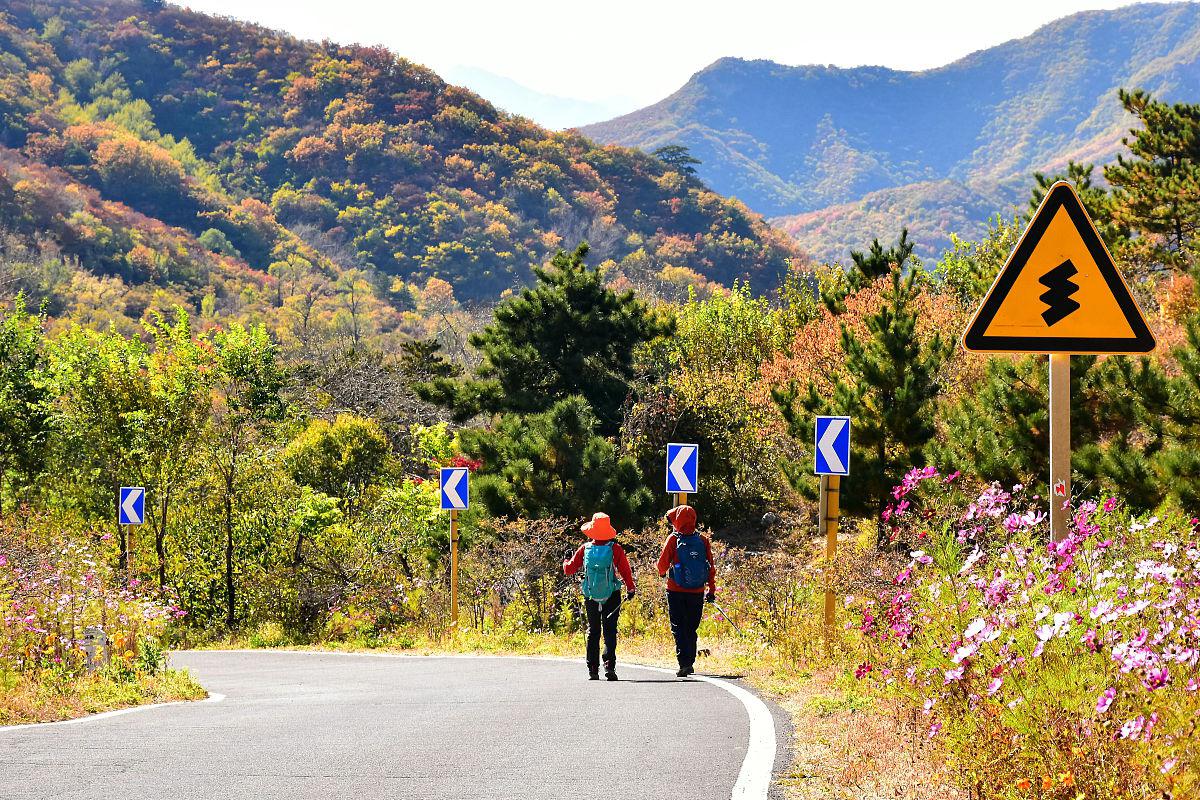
top-left (581, 542), bottom-right (620, 601)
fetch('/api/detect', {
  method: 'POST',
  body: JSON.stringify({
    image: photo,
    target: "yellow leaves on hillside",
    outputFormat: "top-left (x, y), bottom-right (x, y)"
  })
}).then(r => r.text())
top-left (418, 277), bottom-right (457, 317)
top-left (656, 265), bottom-right (715, 302)
top-left (654, 234), bottom-right (698, 265)
top-left (287, 135), bottom-right (336, 164)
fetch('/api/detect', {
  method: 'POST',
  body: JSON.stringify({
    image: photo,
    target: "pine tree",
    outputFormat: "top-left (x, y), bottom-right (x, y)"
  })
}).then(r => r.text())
top-left (1133, 309), bottom-right (1200, 510)
top-left (1028, 161), bottom-right (1126, 246)
top-left (418, 243), bottom-right (671, 436)
top-left (776, 266), bottom-right (949, 546)
top-left (1106, 89), bottom-right (1200, 270)
top-left (1076, 356), bottom-right (1169, 509)
top-left (652, 144), bottom-right (701, 177)
top-left (935, 353), bottom-right (1169, 511)
top-left (822, 228), bottom-right (915, 313)
top-left (461, 396), bottom-right (652, 528)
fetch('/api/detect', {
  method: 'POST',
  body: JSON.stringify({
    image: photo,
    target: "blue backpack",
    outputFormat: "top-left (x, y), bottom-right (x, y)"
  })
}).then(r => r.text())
top-left (672, 533), bottom-right (709, 590)
top-left (582, 542), bottom-right (620, 601)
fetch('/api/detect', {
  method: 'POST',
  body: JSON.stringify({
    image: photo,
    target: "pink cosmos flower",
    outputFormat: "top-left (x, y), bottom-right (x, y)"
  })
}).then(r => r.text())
top-left (963, 618), bottom-right (988, 639)
top-left (1142, 667), bottom-right (1169, 690)
top-left (1119, 716), bottom-right (1145, 740)
top-left (952, 643), bottom-right (978, 664)
top-left (1096, 687), bottom-right (1116, 713)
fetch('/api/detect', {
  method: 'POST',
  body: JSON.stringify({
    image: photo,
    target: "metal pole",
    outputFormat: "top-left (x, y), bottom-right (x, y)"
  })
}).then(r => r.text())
top-left (126, 523), bottom-right (134, 581)
top-left (450, 509), bottom-right (459, 626)
top-left (1049, 354), bottom-right (1071, 543)
top-left (674, 492), bottom-right (686, 507)
top-left (820, 475), bottom-right (840, 631)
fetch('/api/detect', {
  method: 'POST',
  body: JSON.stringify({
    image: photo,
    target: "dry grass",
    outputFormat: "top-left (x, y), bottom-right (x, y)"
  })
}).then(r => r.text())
top-left (774, 668), bottom-right (966, 800)
top-left (0, 668), bottom-right (207, 726)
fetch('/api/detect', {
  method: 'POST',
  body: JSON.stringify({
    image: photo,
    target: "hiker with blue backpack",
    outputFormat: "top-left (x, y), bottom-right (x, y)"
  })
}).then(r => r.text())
top-left (563, 512), bottom-right (636, 681)
top-left (657, 505), bottom-right (715, 678)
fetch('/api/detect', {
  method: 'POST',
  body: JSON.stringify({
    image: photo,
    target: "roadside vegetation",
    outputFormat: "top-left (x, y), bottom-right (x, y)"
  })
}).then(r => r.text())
top-left (0, 522), bottom-right (204, 725)
top-left (0, 0), bottom-right (1198, 794)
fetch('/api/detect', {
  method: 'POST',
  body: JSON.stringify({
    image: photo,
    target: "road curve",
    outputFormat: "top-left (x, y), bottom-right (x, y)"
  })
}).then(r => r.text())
top-left (0, 650), bottom-right (778, 800)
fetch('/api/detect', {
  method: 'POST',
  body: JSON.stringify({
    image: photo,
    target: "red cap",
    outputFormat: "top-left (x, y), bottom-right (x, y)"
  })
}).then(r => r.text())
top-left (666, 505), bottom-right (697, 535)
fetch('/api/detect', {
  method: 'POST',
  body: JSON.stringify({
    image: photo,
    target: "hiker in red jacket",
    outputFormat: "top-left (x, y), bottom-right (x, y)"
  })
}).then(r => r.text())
top-left (657, 505), bottom-right (715, 678)
top-left (563, 512), bottom-right (635, 681)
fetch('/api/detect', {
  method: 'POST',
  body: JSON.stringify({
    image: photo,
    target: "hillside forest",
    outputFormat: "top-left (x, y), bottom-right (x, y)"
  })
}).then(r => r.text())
top-left (3, 1), bottom-right (1200, 798)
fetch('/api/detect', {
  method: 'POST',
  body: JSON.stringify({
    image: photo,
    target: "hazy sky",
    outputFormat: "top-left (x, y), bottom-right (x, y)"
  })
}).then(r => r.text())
top-left (178, 0), bottom-right (1159, 111)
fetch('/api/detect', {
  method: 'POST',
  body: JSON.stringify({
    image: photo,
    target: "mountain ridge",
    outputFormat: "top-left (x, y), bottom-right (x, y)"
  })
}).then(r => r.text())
top-left (582, 2), bottom-right (1200, 261)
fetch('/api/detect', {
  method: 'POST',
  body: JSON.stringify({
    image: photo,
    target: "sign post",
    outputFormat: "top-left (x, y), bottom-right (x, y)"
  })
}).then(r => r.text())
top-left (666, 443), bottom-right (698, 508)
top-left (1049, 354), bottom-right (1071, 539)
top-left (118, 486), bottom-right (145, 578)
top-left (450, 508), bottom-right (459, 625)
top-left (818, 475), bottom-right (840, 628)
top-left (439, 467), bottom-right (469, 626)
top-left (963, 181), bottom-right (1155, 541)
top-left (814, 416), bottom-right (850, 632)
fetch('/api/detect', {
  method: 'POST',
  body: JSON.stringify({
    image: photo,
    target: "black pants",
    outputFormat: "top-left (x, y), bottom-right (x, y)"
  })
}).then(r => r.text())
top-left (585, 590), bottom-right (622, 672)
top-left (667, 590), bottom-right (705, 670)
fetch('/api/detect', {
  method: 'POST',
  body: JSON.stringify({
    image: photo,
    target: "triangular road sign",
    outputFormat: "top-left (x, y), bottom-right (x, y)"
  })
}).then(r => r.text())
top-left (962, 181), bottom-right (1155, 354)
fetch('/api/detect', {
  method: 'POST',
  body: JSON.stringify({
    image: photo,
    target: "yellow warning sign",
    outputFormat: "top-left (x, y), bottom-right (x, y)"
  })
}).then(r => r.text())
top-left (962, 181), bottom-right (1155, 354)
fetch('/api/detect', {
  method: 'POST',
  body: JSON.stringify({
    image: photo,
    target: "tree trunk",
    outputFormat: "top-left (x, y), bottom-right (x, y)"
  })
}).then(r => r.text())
top-left (0, 456), bottom-right (7, 520)
top-left (875, 442), bottom-right (888, 549)
top-left (116, 479), bottom-right (127, 573)
top-left (224, 475), bottom-right (236, 629)
top-left (156, 488), bottom-right (169, 588)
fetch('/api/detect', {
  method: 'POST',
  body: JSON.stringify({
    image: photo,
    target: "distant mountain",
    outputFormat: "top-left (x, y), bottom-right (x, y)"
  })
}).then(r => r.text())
top-left (775, 181), bottom-right (1016, 265)
top-left (442, 67), bottom-right (633, 129)
top-left (583, 3), bottom-right (1200, 262)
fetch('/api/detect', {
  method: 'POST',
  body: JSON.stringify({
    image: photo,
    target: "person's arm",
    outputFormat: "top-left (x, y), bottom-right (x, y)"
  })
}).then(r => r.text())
top-left (563, 544), bottom-right (585, 576)
top-left (613, 543), bottom-right (636, 595)
top-left (656, 535), bottom-right (676, 577)
top-left (704, 537), bottom-right (717, 596)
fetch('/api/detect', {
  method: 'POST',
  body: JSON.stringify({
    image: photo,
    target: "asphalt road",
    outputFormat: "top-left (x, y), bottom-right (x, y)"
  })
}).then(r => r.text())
top-left (0, 651), bottom-right (777, 800)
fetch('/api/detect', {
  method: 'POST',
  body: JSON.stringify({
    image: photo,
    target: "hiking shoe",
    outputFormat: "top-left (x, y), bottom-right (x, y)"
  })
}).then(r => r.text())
top-left (684, 666), bottom-right (695, 676)
top-left (589, 671), bottom-right (600, 680)
top-left (676, 668), bottom-right (689, 677)
top-left (605, 670), bottom-right (618, 681)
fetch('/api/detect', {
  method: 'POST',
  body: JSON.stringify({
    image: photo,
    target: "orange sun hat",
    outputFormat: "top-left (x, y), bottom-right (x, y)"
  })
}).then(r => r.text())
top-left (581, 512), bottom-right (617, 541)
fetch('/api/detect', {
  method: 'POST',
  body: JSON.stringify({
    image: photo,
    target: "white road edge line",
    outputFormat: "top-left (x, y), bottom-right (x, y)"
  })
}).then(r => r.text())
top-left (176, 649), bottom-right (778, 800)
top-left (0, 692), bottom-right (225, 733)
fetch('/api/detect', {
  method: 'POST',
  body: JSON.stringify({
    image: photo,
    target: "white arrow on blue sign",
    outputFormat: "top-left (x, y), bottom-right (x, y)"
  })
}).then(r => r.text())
top-left (814, 416), bottom-right (851, 476)
top-left (119, 486), bottom-right (145, 525)
top-left (440, 467), bottom-right (469, 511)
top-left (665, 443), bottom-right (699, 494)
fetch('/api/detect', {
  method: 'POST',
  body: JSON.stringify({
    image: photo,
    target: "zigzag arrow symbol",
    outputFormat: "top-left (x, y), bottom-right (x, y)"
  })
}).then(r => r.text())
top-left (1038, 259), bottom-right (1081, 326)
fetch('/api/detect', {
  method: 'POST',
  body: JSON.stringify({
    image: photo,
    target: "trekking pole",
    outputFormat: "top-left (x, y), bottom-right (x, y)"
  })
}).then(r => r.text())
top-left (710, 600), bottom-right (745, 638)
